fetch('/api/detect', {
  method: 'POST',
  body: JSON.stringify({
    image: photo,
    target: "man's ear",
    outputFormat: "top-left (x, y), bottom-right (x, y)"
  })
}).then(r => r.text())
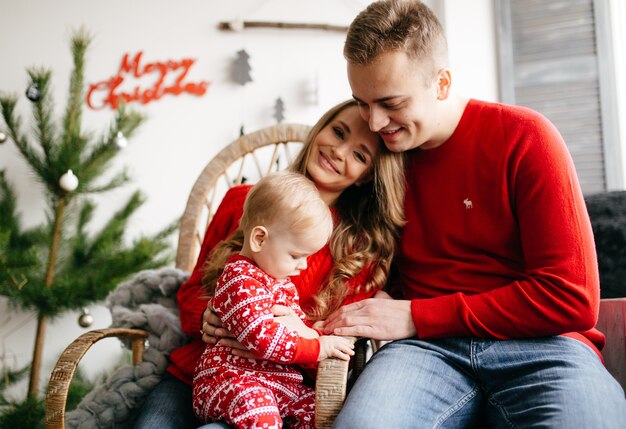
top-left (249, 226), bottom-right (268, 252)
top-left (436, 68), bottom-right (452, 100)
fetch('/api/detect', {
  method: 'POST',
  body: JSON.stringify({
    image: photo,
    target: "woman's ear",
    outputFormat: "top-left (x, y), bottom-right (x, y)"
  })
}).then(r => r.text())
top-left (249, 226), bottom-right (268, 252)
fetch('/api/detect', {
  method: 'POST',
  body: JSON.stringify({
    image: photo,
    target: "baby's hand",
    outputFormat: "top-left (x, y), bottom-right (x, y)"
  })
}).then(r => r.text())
top-left (318, 335), bottom-right (355, 361)
top-left (272, 305), bottom-right (319, 339)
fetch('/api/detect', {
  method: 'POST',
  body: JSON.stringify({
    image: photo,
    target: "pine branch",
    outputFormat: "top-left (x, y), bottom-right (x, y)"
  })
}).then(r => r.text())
top-left (54, 132), bottom-right (88, 191)
top-left (76, 200), bottom-right (95, 234)
top-left (0, 172), bottom-right (45, 296)
top-left (0, 170), bottom-right (17, 231)
top-left (83, 170), bottom-right (131, 193)
top-left (0, 97), bottom-right (48, 185)
top-left (0, 364), bottom-right (30, 394)
top-left (76, 104), bottom-right (142, 193)
top-left (69, 200), bottom-right (94, 267)
top-left (87, 191), bottom-right (145, 253)
top-left (27, 68), bottom-right (57, 169)
top-left (115, 105), bottom-right (144, 138)
top-left (62, 29), bottom-right (91, 149)
top-left (78, 138), bottom-right (120, 184)
top-left (28, 194), bottom-right (176, 314)
top-left (0, 387), bottom-right (45, 427)
top-left (24, 70), bottom-right (67, 195)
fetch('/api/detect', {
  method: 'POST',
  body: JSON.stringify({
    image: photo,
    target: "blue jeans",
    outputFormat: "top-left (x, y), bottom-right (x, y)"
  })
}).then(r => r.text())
top-left (334, 337), bottom-right (626, 428)
top-left (133, 373), bottom-right (231, 429)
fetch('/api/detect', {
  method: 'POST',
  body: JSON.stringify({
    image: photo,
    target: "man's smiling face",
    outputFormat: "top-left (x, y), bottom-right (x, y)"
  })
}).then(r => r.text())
top-left (348, 49), bottom-right (450, 152)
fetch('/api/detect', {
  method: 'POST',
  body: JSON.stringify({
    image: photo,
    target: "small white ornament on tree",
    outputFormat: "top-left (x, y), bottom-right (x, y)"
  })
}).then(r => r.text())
top-left (114, 131), bottom-right (127, 149)
top-left (59, 169), bottom-right (79, 192)
top-left (0, 130), bottom-right (7, 144)
top-left (78, 308), bottom-right (94, 328)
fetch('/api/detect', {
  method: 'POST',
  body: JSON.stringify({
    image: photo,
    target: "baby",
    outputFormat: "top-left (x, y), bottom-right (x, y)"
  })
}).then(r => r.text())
top-left (193, 170), bottom-right (354, 429)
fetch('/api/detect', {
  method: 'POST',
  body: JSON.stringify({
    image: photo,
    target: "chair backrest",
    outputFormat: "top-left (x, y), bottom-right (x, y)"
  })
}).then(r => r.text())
top-left (175, 123), bottom-right (311, 272)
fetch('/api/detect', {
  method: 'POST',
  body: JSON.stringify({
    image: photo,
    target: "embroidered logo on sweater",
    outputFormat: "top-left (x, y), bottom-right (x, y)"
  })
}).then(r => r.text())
top-left (463, 198), bottom-right (473, 209)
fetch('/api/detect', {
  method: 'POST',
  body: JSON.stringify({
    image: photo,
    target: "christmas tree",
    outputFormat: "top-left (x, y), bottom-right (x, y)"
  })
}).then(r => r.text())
top-left (0, 29), bottom-right (175, 400)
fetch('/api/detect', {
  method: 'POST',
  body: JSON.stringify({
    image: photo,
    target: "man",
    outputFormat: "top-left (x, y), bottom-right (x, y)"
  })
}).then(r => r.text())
top-left (322, 0), bottom-right (626, 427)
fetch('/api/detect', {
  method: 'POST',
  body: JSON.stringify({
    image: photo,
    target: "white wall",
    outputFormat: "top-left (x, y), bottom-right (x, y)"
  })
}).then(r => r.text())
top-left (442, 0), bottom-right (499, 102)
top-left (609, 0), bottom-right (626, 188)
top-left (0, 0), bottom-right (498, 398)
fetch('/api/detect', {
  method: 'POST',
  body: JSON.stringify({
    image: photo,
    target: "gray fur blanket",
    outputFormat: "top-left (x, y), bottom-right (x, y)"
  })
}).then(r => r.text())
top-left (65, 267), bottom-right (190, 429)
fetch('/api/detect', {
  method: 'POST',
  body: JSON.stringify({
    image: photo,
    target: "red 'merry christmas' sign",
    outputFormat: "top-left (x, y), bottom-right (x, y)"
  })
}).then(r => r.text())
top-left (87, 51), bottom-right (210, 110)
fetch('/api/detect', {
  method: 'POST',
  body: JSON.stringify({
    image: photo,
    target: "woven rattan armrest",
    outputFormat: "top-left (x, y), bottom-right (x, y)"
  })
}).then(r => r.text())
top-left (45, 328), bottom-right (148, 429)
top-left (315, 336), bottom-right (361, 429)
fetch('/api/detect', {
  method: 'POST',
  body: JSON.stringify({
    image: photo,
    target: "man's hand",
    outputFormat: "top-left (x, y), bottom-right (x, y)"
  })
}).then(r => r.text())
top-left (318, 335), bottom-right (355, 361)
top-left (271, 305), bottom-right (319, 339)
top-left (322, 298), bottom-right (416, 341)
top-left (373, 290), bottom-right (393, 300)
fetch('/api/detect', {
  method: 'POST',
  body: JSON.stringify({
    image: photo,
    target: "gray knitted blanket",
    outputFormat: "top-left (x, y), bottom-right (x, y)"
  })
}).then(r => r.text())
top-left (65, 267), bottom-right (190, 429)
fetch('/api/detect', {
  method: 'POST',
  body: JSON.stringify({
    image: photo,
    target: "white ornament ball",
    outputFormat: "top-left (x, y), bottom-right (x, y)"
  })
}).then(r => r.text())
top-left (0, 131), bottom-right (7, 144)
top-left (78, 309), bottom-right (94, 328)
top-left (114, 131), bottom-right (127, 149)
top-left (59, 169), bottom-right (79, 192)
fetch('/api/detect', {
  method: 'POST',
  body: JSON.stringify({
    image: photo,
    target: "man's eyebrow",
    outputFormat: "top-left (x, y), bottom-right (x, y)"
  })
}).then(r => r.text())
top-left (353, 95), bottom-right (401, 104)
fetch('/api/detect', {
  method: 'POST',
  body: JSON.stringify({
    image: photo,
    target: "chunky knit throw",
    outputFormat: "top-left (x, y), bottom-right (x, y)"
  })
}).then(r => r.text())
top-left (65, 267), bottom-right (189, 429)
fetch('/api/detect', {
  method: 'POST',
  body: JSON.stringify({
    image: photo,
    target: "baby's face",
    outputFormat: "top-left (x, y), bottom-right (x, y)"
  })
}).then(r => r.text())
top-left (254, 227), bottom-right (327, 280)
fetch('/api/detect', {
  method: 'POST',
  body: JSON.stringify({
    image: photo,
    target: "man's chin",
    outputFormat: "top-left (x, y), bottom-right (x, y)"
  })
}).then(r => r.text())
top-left (384, 139), bottom-right (412, 153)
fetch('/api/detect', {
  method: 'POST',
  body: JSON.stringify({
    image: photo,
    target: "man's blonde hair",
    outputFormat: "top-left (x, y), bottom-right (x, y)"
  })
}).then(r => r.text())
top-left (239, 170), bottom-right (333, 241)
top-left (344, 0), bottom-right (448, 80)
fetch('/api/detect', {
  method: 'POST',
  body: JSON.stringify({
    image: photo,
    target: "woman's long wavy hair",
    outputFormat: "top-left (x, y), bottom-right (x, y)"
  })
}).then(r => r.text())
top-left (203, 100), bottom-right (405, 319)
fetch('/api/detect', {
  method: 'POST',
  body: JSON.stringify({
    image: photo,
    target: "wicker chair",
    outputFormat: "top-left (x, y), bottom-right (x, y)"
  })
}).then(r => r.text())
top-left (45, 122), bottom-right (626, 427)
top-left (45, 123), bottom-right (355, 429)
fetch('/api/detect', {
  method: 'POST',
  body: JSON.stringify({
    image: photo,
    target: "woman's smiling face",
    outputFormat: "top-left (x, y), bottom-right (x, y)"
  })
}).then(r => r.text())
top-left (306, 105), bottom-right (381, 203)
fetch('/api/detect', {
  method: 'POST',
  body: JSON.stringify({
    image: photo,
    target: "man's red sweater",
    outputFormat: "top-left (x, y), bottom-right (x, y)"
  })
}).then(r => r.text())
top-left (170, 185), bottom-right (375, 384)
top-left (396, 99), bottom-right (605, 357)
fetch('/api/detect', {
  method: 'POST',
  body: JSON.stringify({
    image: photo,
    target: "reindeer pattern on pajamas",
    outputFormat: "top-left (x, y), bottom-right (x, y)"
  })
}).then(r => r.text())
top-left (193, 255), bottom-right (318, 429)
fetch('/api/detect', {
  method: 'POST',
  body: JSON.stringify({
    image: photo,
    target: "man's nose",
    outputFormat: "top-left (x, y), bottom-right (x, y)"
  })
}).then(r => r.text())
top-left (369, 106), bottom-right (389, 132)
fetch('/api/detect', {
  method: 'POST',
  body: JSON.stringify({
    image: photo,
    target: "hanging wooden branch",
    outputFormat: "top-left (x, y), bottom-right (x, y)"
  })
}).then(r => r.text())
top-left (218, 20), bottom-right (348, 32)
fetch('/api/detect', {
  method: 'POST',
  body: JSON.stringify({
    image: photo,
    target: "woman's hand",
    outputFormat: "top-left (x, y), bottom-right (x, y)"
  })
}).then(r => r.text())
top-left (201, 301), bottom-right (224, 344)
top-left (201, 301), bottom-right (250, 352)
top-left (271, 305), bottom-right (319, 339)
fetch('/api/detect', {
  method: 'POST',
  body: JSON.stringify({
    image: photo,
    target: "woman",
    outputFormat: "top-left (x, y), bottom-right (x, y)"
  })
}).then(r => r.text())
top-left (134, 100), bottom-right (405, 429)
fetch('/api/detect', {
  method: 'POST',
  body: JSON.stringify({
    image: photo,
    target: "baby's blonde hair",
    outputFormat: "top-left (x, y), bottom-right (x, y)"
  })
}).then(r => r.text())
top-left (203, 171), bottom-right (333, 297)
top-left (239, 170), bottom-right (333, 241)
